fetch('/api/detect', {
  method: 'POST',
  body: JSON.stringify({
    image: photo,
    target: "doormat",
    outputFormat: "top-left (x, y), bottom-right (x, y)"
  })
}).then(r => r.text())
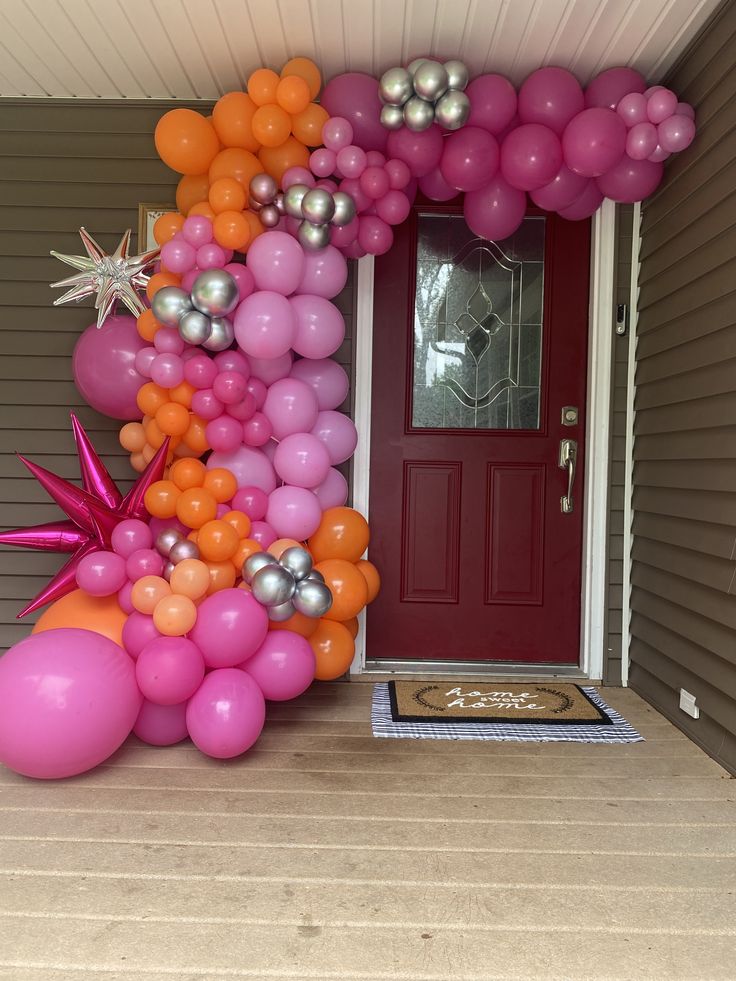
top-left (372, 682), bottom-right (643, 743)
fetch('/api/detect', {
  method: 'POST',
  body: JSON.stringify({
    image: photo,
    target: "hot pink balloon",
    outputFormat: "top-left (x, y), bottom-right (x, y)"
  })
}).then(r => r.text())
top-left (184, 353), bottom-right (218, 389)
top-left (658, 114), bottom-right (696, 153)
top-left (234, 290), bottom-right (296, 360)
top-left (125, 548), bottom-right (164, 582)
top-left (134, 699), bottom-right (188, 746)
top-left (246, 230), bottom-right (305, 295)
top-left (213, 370), bottom-right (247, 404)
top-left (136, 636), bottom-right (205, 705)
top-left (215, 349), bottom-right (250, 376)
top-left (440, 126), bottom-right (500, 192)
top-left (207, 444), bottom-right (277, 494)
top-left (463, 175), bottom-right (527, 241)
top-left (419, 167), bottom-right (460, 202)
top-left (386, 125), bottom-right (444, 178)
top-left (616, 92), bottom-right (649, 128)
top-left (191, 388), bottom-right (224, 420)
top-left (247, 376), bottom-right (267, 408)
top-left (360, 165), bottom-right (390, 200)
top-left (311, 409), bottom-right (358, 465)
top-left (376, 190), bottom-right (411, 226)
top-left (205, 415), bottom-right (243, 453)
top-left (224, 262), bottom-right (255, 301)
top-left (266, 485), bottom-right (323, 540)
top-left (584, 67), bottom-right (646, 110)
top-left (72, 315), bottom-right (146, 420)
top-left (626, 122), bottom-right (658, 160)
top-left (466, 74), bottom-right (517, 134)
top-left (518, 66), bottom-right (584, 135)
top-left (273, 432), bottom-right (332, 488)
top-left (122, 611), bottom-right (161, 660)
top-left (290, 294), bottom-right (346, 360)
top-left (313, 467), bottom-right (349, 509)
top-left (357, 215), bottom-right (394, 256)
top-left (597, 157), bottom-right (664, 203)
top-left (330, 216), bottom-right (359, 249)
top-left (385, 158), bottom-right (411, 190)
top-left (117, 580), bottom-right (134, 613)
top-left (242, 630), bottom-right (316, 701)
top-left (321, 73), bottom-right (388, 152)
top-left (75, 549), bottom-right (127, 596)
top-left (250, 520), bottom-right (277, 548)
top-left (647, 87), bottom-right (678, 124)
top-left (562, 107), bottom-right (626, 177)
top-left (557, 180), bottom-right (603, 220)
top-left (296, 245), bottom-right (348, 299)
top-left (290, 357), bottom-right (349, 410)
top-left (190, 588), bottom-right (268, 669)
top-left (232, 486), bottom-right (268, 521)
top-left (262, 377), bottom-right (319, 440)
top-left (529, 164), bottom-right (589, 211)
top-left (243, 411), bottom-right (272, 446)
top-left (227, 393), bottom-right (257, 421)
top-left (186, 668), bottom-right (266, 759)
top-left (111, 518), bottom-right (152, 558)
top-left (500, 124), bottom-right (562, 191)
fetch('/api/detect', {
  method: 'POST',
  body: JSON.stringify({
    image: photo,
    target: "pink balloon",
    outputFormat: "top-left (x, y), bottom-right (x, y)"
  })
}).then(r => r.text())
top-left (311, 409), bottom-right (358, 465)
top-left (313, 467), bottom-right (349, 509)
top-left (150, 352), bottom-right (184, 388)
top-left (321, 74), bottom-right (388, 152)
top-left (226, 393), bottom-right (257, 421)
top-left (296, 245), bottom-right (348, 299)
top-left (242, 630), bottom-right (316, 701)
top-left (341, 240), bottom-right (367, 259)
top-left (322, 115), bottom-right (354, 151)
top-left (224, 262), bottom-right (255, 301)
top-left (184, 353), bottom-right (218, 389)
top-left (250, 520), bottom-right (278, 548)
top-left (386, 125), bottom-right (444, 178)
top-left (242, 410), bottom-right (272, 446)
top-left (247, 376), bottom-right (267, 409)
top-left (117, 581), bottom-right (134, 614)
top-left (466, 74), bottom-right (518, 134)
top-left (463, 175), bottom-right (527, 241)
top-left (0, 628), bottom-right (142, 779)
top-left (557, 180), bottom-right (603, 219)
top-left (290, 294), bottom-right (346, 359)
top-left (375, 190), bottom-right (411, 226)
top-left (360, 165), bottom-right (390, 200)
top-left (266, 485), bottom-right (324, 540)
top-left (648, 144), bottom-right (670, 163)
top-left (190, 588), bottom-right (268, 668)
top-left (191, 388), bottom-right (224, 420)
top-left (134, 699), bottom-right (188, 746)
top-left (676, 102), bottom-right (695, 120)
top-left (205, 415), bottom-right (243, 452)
top-left (562, 107), bottom-right (626, 177)
top-left (357, 215), bottom-right (394, 256)
top-left (134, 346), bottom-right (155, 377)
top-left (246, 230), bottom-right (305, 295)
top-left (500, 123), bottom-right (562, 191)
top-left (125, 548), bottom-right (165, 582)
top-left (366, 151), bottom-right (386, 167)
top-left (262, 377), bottom-right (320, 439)
top-left (234, 290), bottom-right (296, 360)
top-left (597, 157), bottom-right (664, 203)
top-left (154, 327), bottom-right (185, 355)
top-left (160, 238), bottom-right (196, 274)
top-left (182, 215), bottom-right (213, 247)
top-left (282, 166), bottom-right (315, 190)
top-left (274, 432), bottom-right (332, 488)
top-left (310, 147), bottom-right (337, 178)
top-left (339, 177), bottom-right (371, 214)
top-left (136, 636), bottom-right (205, 705)
top-left (111, 518), bottom-right (153, 558)
top-left (75, 549), bottom-right (128, 596)
top-left (626, 122), bottom-right (658, 160)
top-left (122, 611), bottom-right (161, 660)
top-left (290, 357), bottom-right (349, 410)
top-left (419, 167), bottom-right (459, 201)
top-left (72, 316), bottom-right (146, 420)
top-left (232, 486), bottom-right (268, 520)
top-left (208, 444), bottom-right (277, 494)
top-left (248, 351), bottom-right (294, 385)
top-left (215, 348), bottom-right (249, 375)
top-left (617, 92), bottom-right (648, 128)
top-left (440, 127), bottom-right (500, 192)
top-left (336, 144), bottom-right (368, 179)
top-left (529, 164), bottom-right (589, 211)
top-left (385, 158), bottom-right (412, 190)
top-left (518, 67), bottom-right (584, 135)
top-left (213, 370), bottom-right (247, 404)
top-left (647, 87), bottom-right (678, 124)
top-left (196, 243), bottom-right (227, 270)
top-left (330, 216), bottom-right (359, 248)
top-left (186, 668), bottom-right (265, 759)
top-left (658, 114), bottom-right (696, 153)
top-left (584, 67), bottom-right (646, 110)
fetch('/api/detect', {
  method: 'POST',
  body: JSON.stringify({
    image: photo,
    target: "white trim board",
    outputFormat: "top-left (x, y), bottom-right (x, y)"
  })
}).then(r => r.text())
top-left (351, 206), bottom-right (617, 678)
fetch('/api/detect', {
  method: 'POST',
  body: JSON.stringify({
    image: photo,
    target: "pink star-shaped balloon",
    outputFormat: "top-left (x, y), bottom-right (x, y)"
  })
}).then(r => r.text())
top-left (0, 414), bottom-right (169, 618)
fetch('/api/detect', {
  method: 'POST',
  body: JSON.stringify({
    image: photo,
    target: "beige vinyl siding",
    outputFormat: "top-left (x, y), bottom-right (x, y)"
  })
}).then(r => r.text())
top-left (630, 2), bottom-right (736, 773)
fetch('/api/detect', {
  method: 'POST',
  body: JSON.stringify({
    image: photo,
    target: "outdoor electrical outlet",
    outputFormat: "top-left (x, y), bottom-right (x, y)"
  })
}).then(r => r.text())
top-left (679, 688), bottom-right (700, 719)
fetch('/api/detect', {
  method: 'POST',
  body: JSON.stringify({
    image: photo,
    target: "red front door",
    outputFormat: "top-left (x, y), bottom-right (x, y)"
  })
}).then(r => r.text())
top-left (366, 204), bottom-right (590, 664)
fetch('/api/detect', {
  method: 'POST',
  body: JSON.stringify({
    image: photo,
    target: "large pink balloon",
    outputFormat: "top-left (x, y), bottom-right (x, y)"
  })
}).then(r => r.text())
top-left (295, 245), bottom-right (348, 298)
top-left (234, 290), bottom-right (296, 360)
top-left (273, 431), bottom-right (332, 488)
top-left (596, 157), bottom-right (663, 203)
top-left (134, 699), bottom-right (189, 746)
top-left (321, 72), bottom-right (388, 152)
top-left (386, 125), bottom-right (444, 178)
top-left (440, 127), bottom-right (500, 192)
top-left (190, 588), bottom-right (269, 668)
top-left (463, 176), bottom-right (527, 241)
top-left (311, 409), bottom-right (358, 465)
top-left (266, 485), bottom-right (324, 540)
top-left (518, 67), bottom-right (584, 135)
top-left (290, 294), bottom-right (346, 360)
top-left (558, 180), bottom-right (603, 220)
top-left (186, 668), bottom-right (266, 759)
top-left (242, 630), bottom-right (316, 701)
top-left (290, 357), bottom-right (349, 410)
top-left (584, 67), bottom-right (646, 110)
top-left (466, 74), bottom-right (517, 134)
top-left (530, 164), bottom-right (589, 211)
top-left (207, 444), bottom-right (277, 494)
top-left (562, 108), bottom-right (626, 177)
top-left (0, 628), bottom-right (142, 779)
top-left (246, 230), bottom-right (305, 296)
top-left (72, 315), bottom-right (146, 420)
top-left (500, 124), bottom-right (562, 191)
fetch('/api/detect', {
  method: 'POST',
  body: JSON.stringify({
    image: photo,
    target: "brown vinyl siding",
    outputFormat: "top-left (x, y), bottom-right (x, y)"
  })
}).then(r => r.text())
top-left (630, 2), bottom-right (736, 773)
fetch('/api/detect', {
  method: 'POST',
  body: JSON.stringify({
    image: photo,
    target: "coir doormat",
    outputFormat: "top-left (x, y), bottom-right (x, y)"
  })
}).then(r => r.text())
top-left (372, 682), bottom-right (643, 743)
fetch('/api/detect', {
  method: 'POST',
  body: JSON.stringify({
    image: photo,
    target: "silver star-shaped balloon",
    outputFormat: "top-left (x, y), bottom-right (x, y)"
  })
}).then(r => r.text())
top-left (50, 228), bottom-right (160, 329)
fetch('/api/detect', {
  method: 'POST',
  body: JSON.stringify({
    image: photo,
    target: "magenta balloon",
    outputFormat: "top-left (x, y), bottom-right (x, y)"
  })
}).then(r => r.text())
top-left (72, 315), bottom-right (146, 420)
top-left (242, 411), bottom-right (272, 446)
top-left (584, 67), bottom-right (646, 110)
top-left (250, 520), bottom-right (277, 548)
top-left (646, 87), bottom-right (678, 125)
top-left (562, 107), bottom-right (626, 177)
top-left (658, 114), bottom-right (696, 153)
top-left (385, 158), bottom-right (411, 190)
top-left (617, 92), bottom-right (648, 128)
top-left (136, 636), bottom-right (205, 705)
top-left (282, 166), bottom-right (314, 189)
top-left (466, 74), bottom-right (517, 134)
top-left (419, 167), bottom-right (460, 201)
top-left (247, 376), bottom-right (267, 408)
top-left (134, 699), bottom-right (188, 746)
top-left (184, 353), bottom-right (218, 389)
top-left (191, 388), bottom-right (224, 420)
top-left (224, 262), bottom-right (255, 301)
top-left (290, 357), bottom-right (349, 410)
top-left (339, 177), bottom-right (371, 214)
top-left (529, 164), bottom-right (589, 211)
top-left (557, 180), bottom-right (603, 220)
top-left (266, 485), bottom-right (324, 540)
top-left (330, 217), bottom-right (359, 248)
top-left (118, 581), bottom-right (134, 614)
top-left (463, 175), bottom-right (527, 241)
top-left (122, 611), bottom-right (161, 660)
top-left (186, 668), bottom-right (265, 759)
top-left (360, 165), bottom-right (390, 199)
top-left (213, 370), bottom-right (247, 405)
top-left (386, 125), bottom-right (444, 178)
top-left (357, 215), bottom-right (394, 256)
top-left (0, 628), bottom-right (141, 779)
top-left (190, 588), bottom-right (268, 669)
top-left (111, 518), bottom-right (152, 558)
top-left (248, 351), bottom-right (293, 385)
top-left (596, 157), bottom-right (664, 204)
top-left (626, 121), bottom-right (658, 160)
top-left (245, 230), bottom-right (305, 295)
top-left (125, 548), bottom-right (165, 583)
top-left (440, 127), bottom-right (500, 192)
top-left (517, 67), bottom-right (584, 135)
top-left (215, 348), bottom-right (250, 376)
top-left (205, 415), bottom-right (243, 453)
top-left (262, 377), bottom-right (320, 439)
top-left (311, 409), bottom-right (358, 465)
top-left (313, 466), bottom-right (349, 509)
top-left (75, 549), bottom-right (128, 596)
top-left (321, 73), bottom-right (388, 152)
top-left (273, 432), bottom-right (332, 489)
top-left (290, 293), bottom-right (346, 359)
top-left (207, 444), bottom-right (276, 494)
top-left (296, 245), bottom-right (348, 299)
top-left (242, 630), bottom-right (316, 701)
top-left (232, 486), bottom-right (268, 520)
top-left (234, 290), bottom-right (296, 360)
top-left (225, 392), bottom-right (256, 421)
top-left (500, 123), bottom-right (562, 191)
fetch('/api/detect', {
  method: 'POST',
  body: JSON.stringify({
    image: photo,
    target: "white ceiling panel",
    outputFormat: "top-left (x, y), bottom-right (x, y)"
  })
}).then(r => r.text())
top-left (0, 0), bottom-right (723, 99)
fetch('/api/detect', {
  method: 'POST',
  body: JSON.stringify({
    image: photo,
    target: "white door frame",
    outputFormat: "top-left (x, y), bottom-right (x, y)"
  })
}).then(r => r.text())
top-left (350, 199), bottom-right (617, 679)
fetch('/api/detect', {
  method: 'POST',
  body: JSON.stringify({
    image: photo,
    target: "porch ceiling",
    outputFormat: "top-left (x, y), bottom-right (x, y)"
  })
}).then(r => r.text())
top-left (0, 0), bottom-right (723, 100)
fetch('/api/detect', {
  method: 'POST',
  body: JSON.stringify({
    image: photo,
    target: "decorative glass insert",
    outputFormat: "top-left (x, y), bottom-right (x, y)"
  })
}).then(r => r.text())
top-left (411, 214), bottom-right (546, 430)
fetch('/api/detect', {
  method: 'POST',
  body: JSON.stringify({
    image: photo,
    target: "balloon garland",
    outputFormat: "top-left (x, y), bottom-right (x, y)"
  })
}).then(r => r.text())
top-left (0, 54), bottom-right (696, 780)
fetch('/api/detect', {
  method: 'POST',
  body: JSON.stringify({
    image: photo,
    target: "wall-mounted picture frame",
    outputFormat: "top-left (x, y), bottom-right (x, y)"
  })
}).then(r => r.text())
top-left (138, 203), bottom-right (176, 251)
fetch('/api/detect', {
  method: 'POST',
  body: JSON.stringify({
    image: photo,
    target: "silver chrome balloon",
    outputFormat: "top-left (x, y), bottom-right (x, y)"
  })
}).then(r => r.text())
top-left (306, 569), bottom-right (326, 584)
top-left (155, 527), bottom-right (183, 557)
top-left (268, 600), bottom-right (296, 622)
top-left (249, 172), bottom-right (278, 206)
top-left (331, 191), bottom-right (357, 227)
top-left (178, 309), bottom-right (213, 346)
top-left (379, 66), bottom-right (413, 106)
top-left (151, 286), bottom-right (193, 327)
top-left (162, 561), bottom-right (175, 582)
top-left (298, 220), bottom-right (331, 252)
top-left (403, 95), bottom-right (436, 132)
top-left (169, 539), bottom-right (201, 564)
top-left (243, 551), bottom-right (279, 585)
top-left (406, 58), bottom-right (426, 79)
top-left (443, 59), bottom-right (469, 92)
top-left (274, 192), bottom-right (286, 215)
top-left (293, 578), bottom-right (333, 618)
top-left (251, 564), bottom-right (296, 607)
top-left (283, 183), bottom-right (311, 219)
top-left (259, 204), bottom-right (281, 228)
top-left (190, 269), bottom-right (239, 318)
top-left (413, 60), bottom-right (449, 102)
top-left (380, 104), bottom-right (406, 130)
top-left (301, 188), bottom-right (336, 225)
top-left (434, 89), bottom-right (471, 130)
top-left (201, 316), bottom-right (235, 352)
top-left (279, 546), bottom-right (313, 582)
top-left (248, 196), bottom-right (263, 212)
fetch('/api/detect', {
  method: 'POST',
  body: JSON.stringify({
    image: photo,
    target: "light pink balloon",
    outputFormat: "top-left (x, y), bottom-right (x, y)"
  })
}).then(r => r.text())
top-left (419, 167), bottom-right (460, 202)
top-left (248, 351), bottom-right (294, 385)
top-left (290, 357), bottom-right (349, 410)
top-left (154, 327), bottom-right (185, 355)
top-left (111, 518), bottom-right (153, 558)
top-left (646, 87), bottom-right (678, 124)
top-left (562, 107), bottom-right (626, 177)
top-left (386, 124), bottom-right (444, 178)
top-left (584, 67), bottom-right (646, 110)
top-left (190, 588), bottom-right (268, 669)
top-left (160, 238), bottom-right (196, 274)
top-left (616, 92), bottom-right (648, 128)
top-left (597, 157), bottom-right (664, 203)
top-left (122, 611), bottom-right (161, 660)
top-left (648, 144), bottom-right (670, 163)
top-left (357, 215), bottom-right (394, 256)
top-left (557, 180), bottom-right (603, 219)
top-left (518, 67), bottom-right (584, 135)
top-left (274, 432), bottom-right (332, 488)
top-left (440, 127), bottom-right (500, 192)
top-left (311, 409), bottom-right (358, 465)
top-left (75, 550), bottom-right (128, 597)
top-left (676, 102), bottom-right (695, 120)
top-left (296, 245), bottom-right (348, 299)
top-left (182, 215), bottom-right (213, 247)
top-left (134, 699), bottom-right (189, 746)
top-left (134, 346), bottom-right (155, 377)
top-left (626, 122), bottom-right (658, 160)
top-left (529, 164), bottom-right (589, 211)
top-left (500, 123), bottom-right (562, 191)
top-left (246, 230), bottom-right (305, 295)
top-left (313, 467), bottom-right (349, 509)
top-left (242, 630), bottom-right (316, 701)
top-left (336, 145), bottom-right (367, 179)
top-left (150, 352), bottom-right (184, 388)
top-left (310, 147), bottom-right (337, 177)
top-left (466, 74), bottom-right (517, 134)
top-left (290, 294), bottom-right (346, 359)
top-left (463, 175), bottom-right (527, 241)
top-left (136, 636), bottom-right (205, 705)
top-left (322, 116), bottom-right (354, 151)
top-left (658, 114), bottom-right (696, 153)
top-left (234, 290), bottom-right (296, 360)
top-left (262, 377), bottom-right (320, 439)
top-left (282, 166), bottom-right (315, 190)
top-left (266, 485), bottom-right (324, 540)
top-left (186, 668), bottom-right (265, 759)
top-left (207, 444), bottom-right (277, 494)
top-left (196, 243), bottom-right (227, 270)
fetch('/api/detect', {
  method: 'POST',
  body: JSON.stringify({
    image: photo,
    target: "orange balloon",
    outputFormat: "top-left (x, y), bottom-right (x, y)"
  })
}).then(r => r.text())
top-left (251, 103), bottom-right (292, 148)
top-left (308, 507), bottom-right (370, 563)
top-left (342, 616), bottom-right (360, 639)
top-left (137, 308), bottom-right (163, 342)
top-left (170, 558), bottom-right (211, 600)
top-left (188, 201), bottom-right (216, 220)
top-left (176, 487), bottom-right (218, 529)
top-left (170, 457), bottom-right (207, 491)
top-left (309, 619), bottom-right (355, 680)
top-left (197, 519), bottom-right (240, 562)
top-left (276, 75), bottom-right (311, 114)
top-left (144, 479), bottom-right (181, 519)
top-left (248, 67), bottom-right (280, 106)
top-left (119, 421), bottom-right (146, 452)
top-left (239, 210), bottom-right (264, 252)
top-left (33, 589), bottom-right (127, 647)
top-left (130, 452), bottom-right (147, 473)
top-left (208, 147), bottom-right (262, 188)
top-left (137, 382), bottom-right (168, 416)
top-left (131, 575), bottom-right (172, 615)
top-left (270, 538), bottom-right (302, 559)
top-left (153, 593), bottom-right (197, 636)
top-left (356, 559), bottom-right (381, 603)
top-left (144, 417), bottom-right (166, 450)
top-left (269, 609), bottom-right (319, 638)
top-left (185, 415), bottom-right (210, 455)
top-left (221, 509), bottom-right (252, 538)
top-left (281, 57), bottom-right (321, 100)
top-left (141, 444), bottom-right (156, 464)
top-left (212, 91), bottom-right (260, 151)
top-left (232, 537), bottom-right (262, 572)
top-left (155, 401), bottom-right (191, 437)
top-left (153, 211), bottom-right (185, 245)
top-left (208, 176), bottom-right (247, 214)
top-left (169, 381), bottom-right (196, 408)
top-left (176, 173), bottom-right (210, 215)
top-left (154, 108), bottom-right (220, 175)
top-left (206, 560), bottom-right (237, 594)
top-left (146, 272), bottom-right (180, 299)
top-left (203, 467), bottom-right (237, 503)
top-left (315, 559), bottom-right (369, 621)
top-left (258, 136), bottom-right (310, 184)
top-left (212, 210), bottom-right (251, 250)
top-left (290, 103), bottom-right (329, 147)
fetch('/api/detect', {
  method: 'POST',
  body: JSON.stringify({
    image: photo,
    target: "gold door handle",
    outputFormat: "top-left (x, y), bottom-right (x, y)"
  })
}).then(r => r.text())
top-left (558, 438), bottom-right (577, 514)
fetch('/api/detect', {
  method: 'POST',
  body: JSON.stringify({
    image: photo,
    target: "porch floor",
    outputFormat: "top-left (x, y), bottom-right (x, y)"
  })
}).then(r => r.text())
top-left (0, 683), bottom-right (734, 980)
